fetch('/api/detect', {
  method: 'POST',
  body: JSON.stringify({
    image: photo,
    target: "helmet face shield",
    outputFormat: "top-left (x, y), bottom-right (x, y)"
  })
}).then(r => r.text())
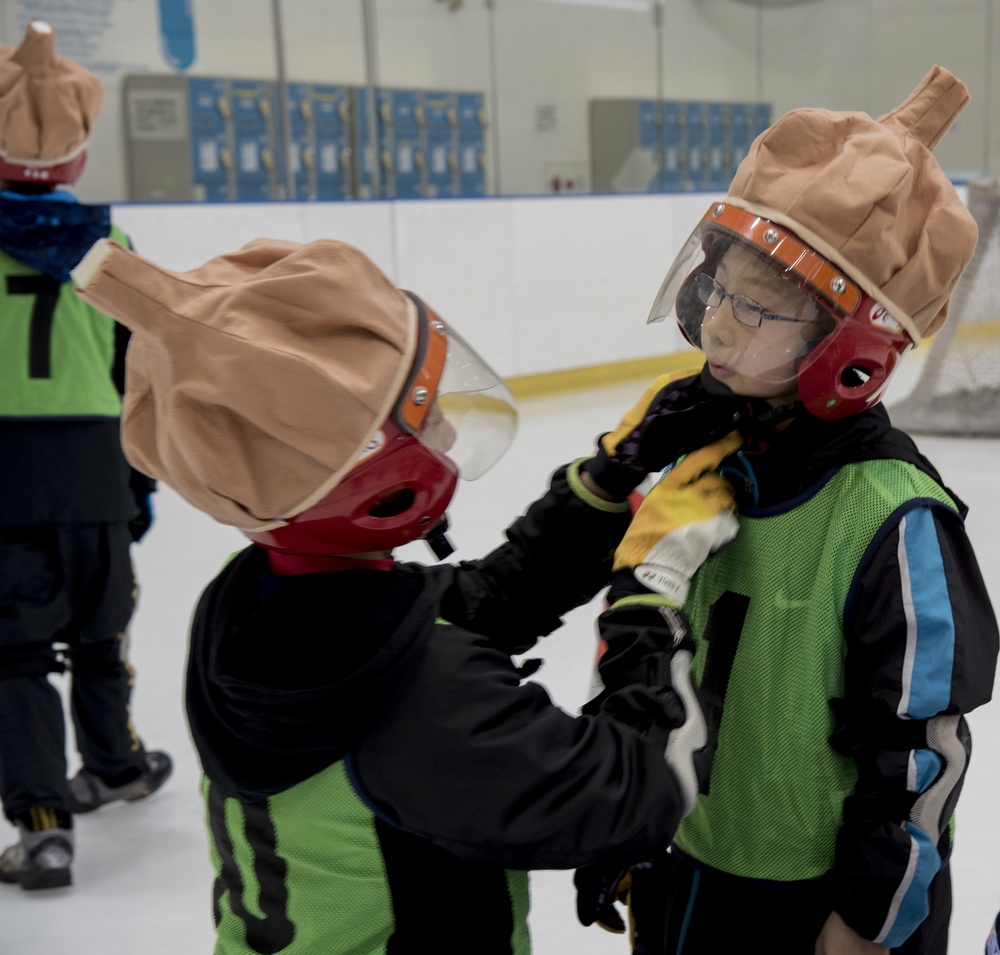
top-left (648, 202), bottom-right (912, 415)
top-left (398, 297), bottom-right (517, 480)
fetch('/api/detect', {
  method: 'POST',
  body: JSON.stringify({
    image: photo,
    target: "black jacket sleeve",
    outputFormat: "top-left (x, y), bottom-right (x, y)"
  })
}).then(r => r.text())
top-left (353, 610), bottom-right (695, 871)
top-left (437, 459), bottom-right (632, 655)
top-left (829, 501), bottom-right (998, 946)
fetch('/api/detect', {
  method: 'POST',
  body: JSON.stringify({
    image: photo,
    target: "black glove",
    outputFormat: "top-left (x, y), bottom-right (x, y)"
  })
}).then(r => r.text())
top-left (575, 864), bottom-right (631, 933)
top-left (576, 605), bottom-right (711, 943)
top-left (576, 860), bottom-right (663, 952)
top-left (584, 369), bottom-right (745, 500)
top-left (128, 469), bottom-right (157, 543)
top-left (129, 495), bottom-right (154, 542)
top-left (587, 600), bottom-right (711, 807)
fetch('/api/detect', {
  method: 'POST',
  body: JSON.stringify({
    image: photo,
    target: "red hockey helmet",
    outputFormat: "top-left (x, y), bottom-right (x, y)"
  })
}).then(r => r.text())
top-left (0, 22), bottom-right (101, 186)
top-left (0, 150), bottom-right (88, 185)
top-left (648, 201), bottom-right (914, 419)
top-left (244, 294), bottom-right (517, 556)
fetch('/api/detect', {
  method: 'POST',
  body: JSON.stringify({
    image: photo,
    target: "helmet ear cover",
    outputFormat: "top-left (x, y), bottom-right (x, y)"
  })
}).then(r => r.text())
top-left (795, 293), bottom-right (911, 419)
top-left (244, 420), bottom-right (458, 555)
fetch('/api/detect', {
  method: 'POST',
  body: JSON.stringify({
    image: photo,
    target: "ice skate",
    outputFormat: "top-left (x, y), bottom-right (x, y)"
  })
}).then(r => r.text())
top-left (0, 823), bottom-right (73, 890)
top-left (67, 750), bottom-right (173, 813)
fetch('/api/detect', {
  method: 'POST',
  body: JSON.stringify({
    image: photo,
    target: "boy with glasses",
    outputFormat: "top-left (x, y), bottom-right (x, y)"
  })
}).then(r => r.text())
top-left (579, 66), bottom-right (999, 955)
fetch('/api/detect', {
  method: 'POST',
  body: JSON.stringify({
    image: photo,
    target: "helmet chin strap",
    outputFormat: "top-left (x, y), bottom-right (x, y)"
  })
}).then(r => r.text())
top-left (699, 363), bottom-right (803, 433)
top-left (424, 516), bottom-right (455, 560)
top-left (748, 400), bottom-right (801, 428)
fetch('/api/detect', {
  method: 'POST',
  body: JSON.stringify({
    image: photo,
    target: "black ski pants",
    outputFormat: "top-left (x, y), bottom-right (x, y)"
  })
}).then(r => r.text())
top-left (0, 522), bottom-right (146, 819)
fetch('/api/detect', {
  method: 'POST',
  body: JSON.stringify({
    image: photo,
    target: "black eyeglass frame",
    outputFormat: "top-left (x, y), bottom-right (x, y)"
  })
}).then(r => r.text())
top-left (693, 272), bottom-right (818, 329)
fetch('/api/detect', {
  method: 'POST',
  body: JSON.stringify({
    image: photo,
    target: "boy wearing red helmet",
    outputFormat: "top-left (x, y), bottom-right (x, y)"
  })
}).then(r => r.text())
top-left (68, 232), bottom-right (744, 954)
top-left (579, 67), bottom-right (999, 954)
top-left (0, 22), bottom-right (170, 892)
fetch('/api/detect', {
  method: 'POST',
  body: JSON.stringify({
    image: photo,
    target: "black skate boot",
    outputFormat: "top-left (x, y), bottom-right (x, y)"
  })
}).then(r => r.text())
top-left (67, 750), bottom-right (173, 813)
top-left (0, 813), bottom-right (73, 890)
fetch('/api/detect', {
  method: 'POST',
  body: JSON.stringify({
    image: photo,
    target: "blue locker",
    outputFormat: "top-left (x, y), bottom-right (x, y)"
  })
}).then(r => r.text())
top-left (380, 88), bottom-right (423, 200)
top-left (351, 87), bottom-right (378, 199)
top-left (286, 83), bottom-right (315, 201)
top-left (728, 103), bottom-right (753, 180)
top-left (392, 90), bottom-right (426, 199)
top-left (312, 85), bottom-right (351, 201)
top-left (230, 80), bottom-right (282, 201)
top-left (456, 92), bottom-right (486, 197)
top-left (682, 102), bottom-right (707, 192)
top-left (752, 103), bottom-right (772, 139)
top-left (187, 77), bottom-right (234, 202)
top-left (422, 90), bottom-right (457, 198)
top-left (705, 103), bottom-right (729, 190)
top-left (638, 99), bottom-right (664, 193)
top-left (662, 101), bottom-right (683, 193)
top-left (375, 89), bottom-right (396, 198)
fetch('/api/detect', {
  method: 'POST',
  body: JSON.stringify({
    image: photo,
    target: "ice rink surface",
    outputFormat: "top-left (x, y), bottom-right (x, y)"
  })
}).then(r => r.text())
top-left (2, 354), bottom-right (999, 954)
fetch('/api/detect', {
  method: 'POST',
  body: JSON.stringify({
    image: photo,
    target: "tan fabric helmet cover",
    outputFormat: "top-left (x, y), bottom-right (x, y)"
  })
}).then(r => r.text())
top-left (71, 237), bottom-right (417, 531)
top-left (727, 65), bottom-right (978, 342)
top-left (0, 21), bottom-right (102, 166)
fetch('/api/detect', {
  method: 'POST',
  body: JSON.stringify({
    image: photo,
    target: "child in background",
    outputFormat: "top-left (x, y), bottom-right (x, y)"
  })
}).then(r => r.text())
top-left (69, 232), bottom-right (742, 954)
top-left (0, 21), bottom-right (170, 892)
top-left (578, 65), bottom-right (999, 954)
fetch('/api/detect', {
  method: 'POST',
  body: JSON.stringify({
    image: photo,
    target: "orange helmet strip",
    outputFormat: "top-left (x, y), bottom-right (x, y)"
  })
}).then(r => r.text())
top-left (398, 302), bottom-right (448, 433)
top-left (705, 202), bottom-right (862, 316)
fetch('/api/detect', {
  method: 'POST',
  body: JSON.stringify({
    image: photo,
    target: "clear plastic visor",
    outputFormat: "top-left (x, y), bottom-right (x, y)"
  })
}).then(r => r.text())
top-left (647, 203), bottom-right (861, 391)
top-left (418, 325), bottom-right (518, 480)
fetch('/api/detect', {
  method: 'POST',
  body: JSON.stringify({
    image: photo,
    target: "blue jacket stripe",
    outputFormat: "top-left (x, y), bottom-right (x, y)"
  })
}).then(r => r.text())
top-left (911, 749), bottom-right (942, 793)
top-left (897, 510), bottom-right (955, 719)
top-left (877, 823), bottom-right (941, 947)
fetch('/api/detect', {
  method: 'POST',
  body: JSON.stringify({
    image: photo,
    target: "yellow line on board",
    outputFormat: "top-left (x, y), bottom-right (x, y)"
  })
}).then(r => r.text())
top-left (951, 319), bottom-right (1000, 344)
top-left (507, 350), bottom-right (703, 401)
top-left (505, 318), bottom-right (1000, 401)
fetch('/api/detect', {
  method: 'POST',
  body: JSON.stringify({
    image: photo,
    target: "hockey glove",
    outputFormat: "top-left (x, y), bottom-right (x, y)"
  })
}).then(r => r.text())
top-left (608, 432), bottom-right (741, 606)
top-left (593, 601), bottom-right (707, 807)
top-left (575, 863), bottom-right (661, 952)
top-left (575, 865), bottom-right (631, 933)
top-left (128, 470), bottom-right (157, 543)
top-left (129, 495), bottom-right (154, 543)
top-left (577, 603), bottom-right (709, 936)
top-left (584, 370), bottom-right (745, 500)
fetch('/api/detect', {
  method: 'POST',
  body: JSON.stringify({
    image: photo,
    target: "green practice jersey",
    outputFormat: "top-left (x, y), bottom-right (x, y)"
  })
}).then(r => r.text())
top-left (203, 763), bottom-right (531, 955)
top-left (0, 225), bottom-right (129, 420)
top-left (676, 458), bottom-right (955, 881)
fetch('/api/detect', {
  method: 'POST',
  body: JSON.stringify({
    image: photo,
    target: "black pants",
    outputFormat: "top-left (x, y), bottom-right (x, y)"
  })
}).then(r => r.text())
top-left (628, 849), bottom-right (952, 955)
top-left (0, 523), bottom-right (146, 819)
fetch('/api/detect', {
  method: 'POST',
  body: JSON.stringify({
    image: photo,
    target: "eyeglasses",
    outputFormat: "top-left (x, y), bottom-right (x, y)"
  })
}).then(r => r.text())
top-left (693, 272), bottom-right (816, 329)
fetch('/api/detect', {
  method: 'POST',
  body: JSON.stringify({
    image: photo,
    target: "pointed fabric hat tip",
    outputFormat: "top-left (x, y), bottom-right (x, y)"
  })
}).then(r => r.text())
top-left (11, 21), bottom-right (57, 72)
top-left (878, 64), bottom-right (970, 151)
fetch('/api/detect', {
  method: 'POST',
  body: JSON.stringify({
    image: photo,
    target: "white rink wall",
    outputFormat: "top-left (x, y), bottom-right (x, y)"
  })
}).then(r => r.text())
top-left (111, 191), bottom-right (714, 380)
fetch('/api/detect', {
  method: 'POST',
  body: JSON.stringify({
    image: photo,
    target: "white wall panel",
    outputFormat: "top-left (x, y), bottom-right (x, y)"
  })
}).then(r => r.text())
top-left (110, 193), bottom-right (715, 379)
top-left (392, 199), bottom-right (521, 372)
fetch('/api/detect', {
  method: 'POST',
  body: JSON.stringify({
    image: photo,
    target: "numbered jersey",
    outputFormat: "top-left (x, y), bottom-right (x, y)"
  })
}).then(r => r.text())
top-left (676, 459), bottom-right (957, 880)
top-left (0, 223), bottom-right (137, 526)
top-left (0, 225), bottom-right (129, 421)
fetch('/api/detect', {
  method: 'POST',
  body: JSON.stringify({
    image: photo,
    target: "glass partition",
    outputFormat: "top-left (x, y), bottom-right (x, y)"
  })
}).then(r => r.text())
top-left (0, 0), bottom-right (995, 205)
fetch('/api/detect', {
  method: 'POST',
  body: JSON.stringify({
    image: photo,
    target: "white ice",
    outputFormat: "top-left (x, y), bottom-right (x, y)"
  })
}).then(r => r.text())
top-left (2, 356), bottom-right (998, 954)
